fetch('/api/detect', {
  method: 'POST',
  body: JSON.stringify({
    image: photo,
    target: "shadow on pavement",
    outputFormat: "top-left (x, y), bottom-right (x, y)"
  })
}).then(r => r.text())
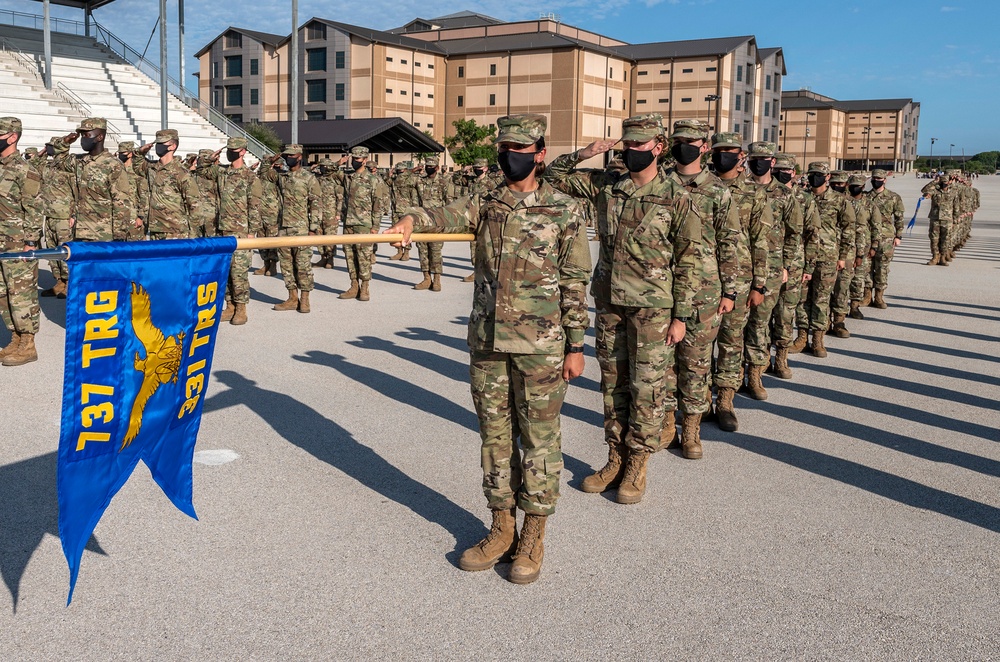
top-left (879, 302), bottom-right (1000, 322)
top-left (829, 346), bottom-right (1000, 388)
top-left (858, 333), bottom-right (1000, 364)
top-left (887, 294), bottom-right (999, 314)
top-left (864, 317), bottom-right (998, 344)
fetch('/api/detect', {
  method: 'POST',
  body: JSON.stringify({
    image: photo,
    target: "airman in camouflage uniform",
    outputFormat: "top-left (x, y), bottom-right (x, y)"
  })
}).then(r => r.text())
top-left (709, 135), bottom-right (769, 426)
top-left (254, 163), bottom-right (281, 276)
top-left (388, 114), bottom-right (591, 585)
top-left (414, 155), bottom-right (450, 291)
top-left (389, 160), bottom-right (420, 261)
top-left (260, 144), bottom-right (322, 313)
top-left (846, 174), bottom-right (882, 321)
top-left (865, 168), bottom-right (904, 309)
top-left (829, 170), bottom-right (869, 338)
top-left (142, 129), bottom-right (200, 240)
top-left (40, 136), bottom-right (74, 297)
top-left (548, 113), bottom-right (700, 502)
top-left (772, 153), bottom-right (814, 371)
top-left (116, 141), bottom-right (149, 242)
top-left (191, 148), bottom-right (221, 239)
top-left (801, 162), bottom-right (856, 357)
top-left (330, 146), bottom-right (386, 302)
top-left (458, 157), bottom-right (493, 281)
top-left (662, 119), bottom-right (744, 458)
top-left (313, 157), bottom-right (345, 269)
top-left (922, 173), bottom-right (958, 266)
top-left (0, 117), bottom-right (43, 366)
top-left (950, 170), bottom-right (974, 259)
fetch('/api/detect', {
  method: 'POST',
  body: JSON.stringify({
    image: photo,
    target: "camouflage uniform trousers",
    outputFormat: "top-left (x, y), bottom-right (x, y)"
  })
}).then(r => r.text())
top-left (852, 254), bottom-right (872, 300)
top-left (318, 217), bottom-right (339, 264)
top-left (929, 218), bottom-right (949, 256)
top-left (770, 266), bottom-right (803, 348)
top-left (470, 349), bottom-right (566, 516)
top-left (807, 262), bottom-right (839, 332)
top-left (713, 293), bottom-right (750, 389)
top-left (0, 259), bottom-right (40, 334)
top-left (418, 241), bottom-right (443, 274)
top-left (278, 229), bottom-right (314, 292)
top-left (44, 217), bottom-right (72, 281)
top-left (794, 274), bottom-right (811, 334)
top-left (258, 221), bottom-right (279, 265)
top-left (596, 302), bottom-right (676, 453)
top-left (869, 238), bottom-right (896, 290)
top-left (744, 276), bottom-right (783, 366)
top-left (225, 248), bottom-right (252, 304)
top-left (831, 261), bottom-right (856, 317)
top-left (342, 226), bottom-right (374, 282)
top-left (676, 293), bottom-right (722, 415)
top-left (149, 231), bottom-right (188, 240)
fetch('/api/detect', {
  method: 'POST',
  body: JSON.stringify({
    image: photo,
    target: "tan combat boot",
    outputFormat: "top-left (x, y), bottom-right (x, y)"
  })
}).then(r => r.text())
top-left (269, 258), bottom-right (280, 275)
top-left (811, 330), bottom-right (828, 358)
top-left (40, 283), bottom-right (59, 297)
top-left (273, 289), bottom-right (299, 311)
top-left (860, 287), bottom-right (872, 307)
top-left (431, 273), bottom-right (442, 292)
top-left (358, 280), bottom-right (370, 302)
top-left (401, 248), bottom-right (411, 261)
top-left (230, 302), bottom-right (247, 326)
top-left (509, 514), bottom-right (547, 584)
top-left (3, 333), bottom-right (37, 366)
top-left (339, 280), bottom-right (359, 299)
top-left (788, 328), bottom-right (809, 354)
top-left (297, 291), bottom-right (311, 314)
top-left (616, 450), bottom-right (650, 504)
top-left (220, 302), bottom-right (236, 322)
top-left (681, 413), bottom-right (703, 460)
top-left (312, 255), bottom-right (328, 268)
top-left (414, 272), bottom-right (432, 290)
top-left (462, 273), bottom-right (475, 282)
top-left (873, 289), bottom-right (888, 309)
top-left (0, 331), bottom-right (21, 361)
top-left (925, 253), bottom-right (940, 265)
top-left (663, 410), bottom-right (679, 449)
top-left (253, 262), bottom-right (267, 275)
top-left (830, 314), bottom-right (850, 339)
top-left (746, 364), bottom-right (768, 400)
top-left (389, 247), bottom-right (405, 261)
top-left (56, 280), bottom-right (68, 299)
top-left (773, 347), bottom-right (793, 380)
top-left (715, 387), bottom-right (738, 432)
top-left (848, 301), bottom-right (865, 320)
top-left (459, 508), bottom-right (518, 571)
top-left (580, 443), bottom-right (626, 493)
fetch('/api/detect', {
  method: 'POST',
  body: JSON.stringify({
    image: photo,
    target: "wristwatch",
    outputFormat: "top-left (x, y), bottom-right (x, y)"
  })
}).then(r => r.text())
top-left (722, 292), bottom-right (738, 301)
top-left (674, 316), bottom-right (693, 324)
top-left (24, 241), bottom-right (37, 248)
top-left (751, 285), bottom-right (767, 295)
top-left (565, 344), bottom-right (585, 354)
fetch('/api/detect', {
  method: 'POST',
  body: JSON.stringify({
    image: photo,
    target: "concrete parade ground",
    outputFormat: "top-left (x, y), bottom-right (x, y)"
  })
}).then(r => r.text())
top-left (0, 174), bottom-right (997, 660)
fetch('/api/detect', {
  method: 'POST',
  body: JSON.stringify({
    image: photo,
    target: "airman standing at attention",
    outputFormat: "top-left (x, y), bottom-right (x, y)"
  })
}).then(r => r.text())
top-left (414, 155), bottom-right (450, 292)
top-left (115, 141), bottom-right (149, 242)
top-left (254, 161), bottom-right (282, 277)
top-left (332, 146), bottom-right (384, 302)
top-left (829, 170), bottom-right (870, 339)
top-left (389, 160), bottom-right (420, 262)
top-left (313, 157), bottom-right (344, 269)
top-left (39, 136), bottom-right (74, 298)
top-left (864, 169), bottom-right (904, 309)
top-left (140, 129), bottom-right (200, 240)
top-left (0, 116), bottom-right (43, 366)
top-left (922, 173), bottom-right (957, 266)
top-left (846, 174), bottom-right (881, 321)
top-left (191, 148), bottom-right (221, 239)
top-left (459, 157), bottom-right (493, 282)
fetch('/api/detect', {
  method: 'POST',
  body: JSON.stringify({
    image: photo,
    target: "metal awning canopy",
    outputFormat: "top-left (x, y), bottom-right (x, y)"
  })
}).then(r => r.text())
top-left (267, 118), bottom-right (445, 155)
top-left (29, 0), bottom-right (119, 8)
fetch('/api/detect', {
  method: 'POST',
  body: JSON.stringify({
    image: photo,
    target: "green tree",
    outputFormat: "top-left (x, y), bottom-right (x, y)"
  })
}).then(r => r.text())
top-left (443, 119), bottom-right (497, 166)
top-left (243, 122), bottom-right (283, 153)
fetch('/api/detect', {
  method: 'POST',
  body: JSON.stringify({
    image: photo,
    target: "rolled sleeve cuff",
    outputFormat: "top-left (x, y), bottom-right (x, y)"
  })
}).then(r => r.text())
top-left (564, 327), bottom-right (586, 345)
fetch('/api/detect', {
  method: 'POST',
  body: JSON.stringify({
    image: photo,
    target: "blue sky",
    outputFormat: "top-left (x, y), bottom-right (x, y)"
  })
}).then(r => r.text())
top-left (6, 0), bottom-right (999, 154)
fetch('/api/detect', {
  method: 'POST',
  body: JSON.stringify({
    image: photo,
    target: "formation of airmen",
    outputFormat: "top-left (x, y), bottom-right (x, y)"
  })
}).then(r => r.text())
top-left (920, 168), bottom-right (980, 266)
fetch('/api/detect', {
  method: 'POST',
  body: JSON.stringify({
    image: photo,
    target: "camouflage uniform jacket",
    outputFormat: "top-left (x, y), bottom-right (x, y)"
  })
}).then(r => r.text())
top-left (417, 171), bottom-right (451, 208)
top-left (317, 172), bottom-right (345, 225)
top-left (192, 168), bottom-right (221, 233)
top-left (664, 167), bottom-right (744, 301)
top-left (926, 184), bottom-right (958, 222)
top-left (390, 172), bottom-right (420, 221)
top-left (849, 196), bottom-right (882, 257)
top-left (547, 152), bottom-right (699, 314)
top-left (43, 153), bottom-right (75, 220)
top-left (724, 174), bottom-right (772, 291)
top-left (757, 178), bottom-right (803, 276)
top-left (212, 165), bottom-right (263, 237)
top-left (866, 187), bottom-right (905, 239)
top-left (0, 150), bottom-right (43, 248)
top-left (329, 169), bottom-right (384, 228)
top-left (792, 187), bottom-right (820, 272)
top-left (407, 181), bottom-right (592, 355)
top-left (448, 171), bottom-right (470, 199)
top-left (261, 167), bottom-right (322, 234)
top-left (258, 176), bottom-right (281, 229)
top-left (60, 150), bottom-right (135, 240)
top-left (811, 187), bottom-right (856, 264)
top-left (144, 158), bottom-right (200, 236)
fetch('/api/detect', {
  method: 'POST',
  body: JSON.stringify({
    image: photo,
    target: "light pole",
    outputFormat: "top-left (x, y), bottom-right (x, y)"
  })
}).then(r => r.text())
top-left (705, 94), bottom-right (720, 131)
top-left (861, 126), bottom-right (871, 171)
top-left (804, 111), bottom-right (816, 166)
top-left (930, 137), bottom-right (937, 174)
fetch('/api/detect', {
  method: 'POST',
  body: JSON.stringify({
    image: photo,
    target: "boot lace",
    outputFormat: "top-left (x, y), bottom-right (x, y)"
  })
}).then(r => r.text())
top-left (516, 516), bottom-right (540, 557)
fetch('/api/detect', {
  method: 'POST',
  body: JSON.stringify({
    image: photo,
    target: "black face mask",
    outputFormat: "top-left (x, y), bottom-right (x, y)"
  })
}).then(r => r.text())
top-left (498, 150), bottom-right (537, 182)
top-left (284, 155), bottom-right (300, 168)
top-left (849, 185), bottom-right (865, 197)
top-left (425, 166), bottom-right (438, 177)
top-left (773, 170), bottom-right (793, 185)
top-left (830, 183), bottom-right (847, 193)
top-left (81, 136), bottom-right (98, 152)
top-left (748, 159), bottom-right (772, 177)
top-left (352, 160), bottom-right (364, 172)
top-left (45, 145), bottom-right (55, 157)
top-left (623, 148), bottom-right (657, 173)
top-left (118, 153), bottom-right (130, 163)
top-left (226, 149), bottom-right (240, 163)
top-left (473, 168), bottom-right (486, 176)
top-left (671, 142), bottom-right (701, 166)
top-left (155, 143), bottom-right (169, 158)
top-left (712, 152), bottom-right (740, 174)
top-left (871, 179), bottom-right (885, 190)
top-left (808, 173), bottom-right (827, 189)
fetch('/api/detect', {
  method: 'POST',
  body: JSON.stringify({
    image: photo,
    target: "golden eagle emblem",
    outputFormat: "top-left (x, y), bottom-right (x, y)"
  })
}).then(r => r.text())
top-left (122, 283), bottom-right (186, 450)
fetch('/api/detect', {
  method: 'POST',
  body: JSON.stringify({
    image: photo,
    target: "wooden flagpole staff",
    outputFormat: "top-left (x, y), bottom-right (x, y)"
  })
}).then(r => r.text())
top-left (236, 233), bottom-right (475, 250)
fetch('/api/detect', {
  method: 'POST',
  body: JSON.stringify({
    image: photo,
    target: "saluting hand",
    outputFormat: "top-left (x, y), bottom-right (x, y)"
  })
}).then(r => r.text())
top-left (578, 139), bottom-right (618, 160)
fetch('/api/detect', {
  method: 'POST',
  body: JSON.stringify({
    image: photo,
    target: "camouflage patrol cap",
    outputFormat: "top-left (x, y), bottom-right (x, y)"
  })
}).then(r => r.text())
top-left (871, 168), bottom-right (888, 179)
top-left (77, 117), bottom-right (106, 132)
top-left (848, 174), bottom-right (867, 186)
top-left (48, 136), bottom-right (70, 154)
top-left (0, 117), bottom-right (22, 134)
top-left (350, 146), bottom-right (369, 158)
top-left (184, 153), bottom-right (197, 161)
top-left (947, 168), bottom-right (961, 177)
top-left (117, 141), bottom-right (136, 153)
top-left (774, 152), bottom-right (796, 169)
top-left (393, 162), bottom-right (405, 171)
top-left (155, 129), bottom-right (179, 143)
top-left (24, 147), bottom-right (38, 156)
top-left (711, 132), bottom-right (743, 149)
top-left (829, 170), bottom-right (849, 183)
top-left (621, 113), bottom-right (664, 142)
top-left (473, 158), bottom-right (488, 168)
top-left (424, 155), bottom-right (440, 166)
top-left (807, 161), bottom-right (830, 174)
top-left (748, 141), bottom-right (777, 158)
top-left (197, 149), bottom-right (216, 165)
top-left (495, 113), bottom-right (547, 145)
top-left (226, 136), bottom-right (248, 150)
top-left (400, 160), bottom-right (413, 169)
top-left (670, 119), bottom-right (709, 141)
top-left (366, 161), bottom-right (378, 171)
top-left (283, 144), bottom-right (303, 155)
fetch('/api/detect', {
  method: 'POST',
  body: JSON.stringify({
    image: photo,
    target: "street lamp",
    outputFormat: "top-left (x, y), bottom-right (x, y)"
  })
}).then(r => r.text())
top-left (861, 126), bottom-right (871, 172)
top-left (705, 94), bottom-right (720, 131)
top-left (930, 137), bottom-right (937, 174)
top-left (804, 111), bottom-right (816, 166)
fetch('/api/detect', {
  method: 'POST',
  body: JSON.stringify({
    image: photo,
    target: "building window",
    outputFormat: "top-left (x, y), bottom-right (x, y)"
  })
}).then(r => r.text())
top-left (660, 69), bottom-right (669, 74)
top-left (227, 114), bottom-right (242, 123)
top-left (659, 98), bottom-right (668, 103)
top-left (306, 79), bottom-right (326, 103)
top-left (250, 58), bottom-right (259, 76)
top-left (427, 123), bottom-right (433, 128)
top-left (681, 97), bottom-right (692, 102)
top-left (763, 128), bottom-right (769, 141)
top-left (765, 74), bottom-right (771, 90)
top-left (386, 56), bottom-right (393, 62)
top-left (386, 88), bottom-right (393, 94)
top-left (608, 96), bottom-right (612, 108)
top-left (414, 122), bottom-right (420, 127)
top-left (638, 70), bottom-right (647, 76)
top-left (307, 23), bottom-right (326, 40)
top-left (607, 126), bottom-right (611, 137)
top-left (306, 110), bottom-right (326, 120)
top-left (609, 67), bottom-right (613, 78)
top-left (414, 92), bottom-right (421, 97)
top-left (457, 65), bottom-right (464, 78)
top-left (225, 32), bottom-right (242, 48)
top-left (307, 48), bottom-right (326, 72)
top-left (401, 59), bottom-right (408, 65)
top-left (415, 62), bottom-right (421, 67)
top-left (735, 95), bottom-right (741, 111)
top-left (706, 66), bottom-right (716, 72)
top-left (622, 99), bottom-right (626, 110)
top-left (213, 61), bottom-right (219, 79)
top-left (457, 95), bottom-right (463, 107)
top-left (428, 64), bottom-right (434, 69)
top-left (335, 114), bottom-right (344, 120)
top-left (682, 68), bottom-right (693, 74)
top-left (225, 85), bottom-right (242, 106)
top-left (736, 64), bottom-right (742, 82)
top-left (336, 83), bottom-right (345, 101)
top-left (400, 89), bottom-right (407, 96)
top-left (489, 93), bottom-right (496, 106)
top-left (764, 101), bottom-right (770, 117)
top-left (212, 89), bottom-right (220, 106)
top-left (637, 99), bottom-right (646, 104)
top-left (490, 63), bottom-right (497, 76)
top-left (250, 88), bottom-right (259, 105)
top-left (225, 55), bottom-right (242, 78)
top-left (428, 93), bottom-right (434, 99)
top-left (335, 51), bottom-right (345, 69)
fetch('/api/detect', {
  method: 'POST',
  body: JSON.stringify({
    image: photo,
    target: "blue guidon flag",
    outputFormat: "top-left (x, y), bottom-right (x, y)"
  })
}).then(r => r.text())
top-left (57, 238), bottom-right (236, 603)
